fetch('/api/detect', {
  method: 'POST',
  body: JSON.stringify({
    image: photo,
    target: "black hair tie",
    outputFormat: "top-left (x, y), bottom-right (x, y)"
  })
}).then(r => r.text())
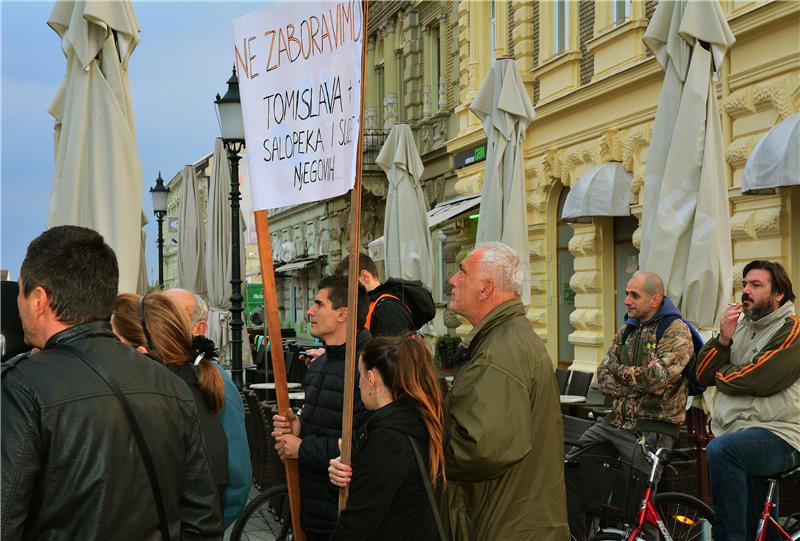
top-left (191, 335), bottom-right (219, 365)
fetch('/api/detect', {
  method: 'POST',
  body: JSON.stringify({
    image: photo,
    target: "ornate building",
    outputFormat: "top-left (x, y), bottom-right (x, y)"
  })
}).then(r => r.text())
top-left (446, 0), bottom-right (799, 371)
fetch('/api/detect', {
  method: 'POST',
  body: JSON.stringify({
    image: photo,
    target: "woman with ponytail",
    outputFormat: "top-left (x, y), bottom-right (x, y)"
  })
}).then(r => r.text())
top-left (112, 292), bottom-right (228, 504)
top-left (328, 335), bottom-right (445, 541)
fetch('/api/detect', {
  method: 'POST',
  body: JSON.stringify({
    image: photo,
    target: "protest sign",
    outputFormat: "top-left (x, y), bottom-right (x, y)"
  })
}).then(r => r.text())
top-left (233, 1), bottom-right (364, 210)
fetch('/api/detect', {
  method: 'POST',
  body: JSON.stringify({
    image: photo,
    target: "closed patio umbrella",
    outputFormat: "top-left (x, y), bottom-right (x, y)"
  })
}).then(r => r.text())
top-left (470, 58), bottom-right (536, 305)
top-left (205, 139), bottom-right (252, 365)
top-left (137, 211), bottom-right (149, 295)
top-left (47, 0), bottom-right (143, 293)
top-left (376, 123), bottom-right (433, 290)
top-left (177, 165), bottom-right (206, 295)
top-left (639, 0), bottom-right (735, 327)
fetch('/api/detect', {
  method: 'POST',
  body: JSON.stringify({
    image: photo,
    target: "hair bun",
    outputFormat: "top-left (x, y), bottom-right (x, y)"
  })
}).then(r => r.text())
top-left (191, 335), bottom-right (219, 363)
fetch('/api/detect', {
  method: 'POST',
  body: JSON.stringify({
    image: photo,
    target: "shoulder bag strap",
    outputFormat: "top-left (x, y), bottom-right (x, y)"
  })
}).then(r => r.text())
top-left (60, 345), bottom-right (172, 541)
top-left (407, 434), bottom-right (448, 541)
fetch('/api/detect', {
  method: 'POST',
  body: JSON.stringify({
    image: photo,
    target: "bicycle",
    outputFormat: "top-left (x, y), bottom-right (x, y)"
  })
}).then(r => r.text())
top-left (230, 483), bottom-right (292, 541)
top-left (754, 464), bottom-right (800, 541)
top-left (571, 438), bottom-right (714, 541)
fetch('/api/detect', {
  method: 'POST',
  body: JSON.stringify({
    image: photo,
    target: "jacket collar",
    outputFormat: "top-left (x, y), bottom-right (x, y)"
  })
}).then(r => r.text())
top-left (624, 296), bottom-right (682, 329)
top-left (465, 299), bottom-right (525, 350)
top-left (43, 321), bottom-right (115, 350)
top-left (743, 300), bottom-right (796, 331)
top-left (324, 328), bottom-right (372, 360)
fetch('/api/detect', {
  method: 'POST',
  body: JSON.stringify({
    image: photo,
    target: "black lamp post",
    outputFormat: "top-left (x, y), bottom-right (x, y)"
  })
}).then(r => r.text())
top-left (215, 66), bottom-right (246, 390)
top-left (149, 172), bottom-right (169, 288)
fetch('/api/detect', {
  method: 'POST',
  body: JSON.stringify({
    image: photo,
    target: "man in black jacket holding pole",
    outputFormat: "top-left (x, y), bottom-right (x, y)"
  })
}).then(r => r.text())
top-left (1, 226), bottom-right (222, 540)
top-left (272, 275), bottom-right (370, 541)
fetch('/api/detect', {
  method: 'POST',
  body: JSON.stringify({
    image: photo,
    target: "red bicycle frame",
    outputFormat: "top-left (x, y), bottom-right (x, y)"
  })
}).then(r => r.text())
top-left (756, 482), bottom-right (793, 541)
top-left (626, 485), bottom-right (672, 541)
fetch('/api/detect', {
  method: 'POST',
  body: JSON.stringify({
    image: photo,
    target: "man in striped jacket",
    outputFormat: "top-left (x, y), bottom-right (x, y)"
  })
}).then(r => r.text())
top-left (697, 260), bottom-right (800, 541)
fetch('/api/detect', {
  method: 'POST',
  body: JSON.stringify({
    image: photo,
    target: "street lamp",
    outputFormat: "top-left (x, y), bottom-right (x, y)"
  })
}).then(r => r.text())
top-left (215, 65), bottom-right (246, 390)
top-left (149, 172), bottom-right (169, 288)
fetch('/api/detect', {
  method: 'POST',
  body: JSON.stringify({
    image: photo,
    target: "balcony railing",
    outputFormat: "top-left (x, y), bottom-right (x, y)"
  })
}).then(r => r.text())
top-left (362, 129), bottom-right (389, 165)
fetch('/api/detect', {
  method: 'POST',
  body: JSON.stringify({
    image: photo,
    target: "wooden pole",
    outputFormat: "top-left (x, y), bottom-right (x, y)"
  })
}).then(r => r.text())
top-left (338, 0), bottom-right (369, 512)
top-left (254, 210), bottom-right (306, 541)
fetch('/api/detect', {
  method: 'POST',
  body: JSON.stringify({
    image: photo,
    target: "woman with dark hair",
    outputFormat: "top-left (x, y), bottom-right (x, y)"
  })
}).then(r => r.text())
top-left (112, 292), bottom-right (228, 504)
top-left (328, 335), bottom-right (444, 541)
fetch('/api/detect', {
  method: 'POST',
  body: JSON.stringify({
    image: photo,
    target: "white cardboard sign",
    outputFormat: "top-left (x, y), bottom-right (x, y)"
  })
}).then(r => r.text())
top-left (233, 1), bottom-right (364, 210)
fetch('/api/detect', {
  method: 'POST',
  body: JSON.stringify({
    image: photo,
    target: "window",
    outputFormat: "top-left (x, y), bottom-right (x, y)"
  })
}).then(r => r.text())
top-left (614, 216), bottom-right (638, 329)
top-left (557, 188), bottom-right (576, 365)
top-left (612, 0), bottom-right (632, 25)
top-left (554, 0), bottom-right (570, 54)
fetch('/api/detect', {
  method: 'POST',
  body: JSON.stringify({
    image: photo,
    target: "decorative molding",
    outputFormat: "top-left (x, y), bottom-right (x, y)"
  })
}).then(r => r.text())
top-left (570, 309), bottom-right (603, 331)
top-left (453, 170), bottom-right (482, 196)
top-left (725, 136), bottom-right (758, 167)
top-left (569, 271), bottom-right (601, 293)
top-left (721, 75), bottom-right (799, 120)
top-left (729, 207), bottom-right (782, 240)
top-left (626, 224), bottom-right (640, 252)
top-left (568, 232), bottom-right (598, 257)
top-left (530, 240), bottom-right (545, 259)
top-left (553, 130), bottom-right (620, 187)
top-left (528, 151), bottom-right (559, 212)
top-left (527, 308), bottom-right (547, 328)
top-left (530, 277), bottom-right (547, 294)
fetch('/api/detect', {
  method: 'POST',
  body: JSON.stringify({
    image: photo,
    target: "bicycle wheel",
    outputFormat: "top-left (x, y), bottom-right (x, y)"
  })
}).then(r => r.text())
top-left (230, 484), bottom-right (292, 541)
top-left (653, 492), bottom-right (714, 541)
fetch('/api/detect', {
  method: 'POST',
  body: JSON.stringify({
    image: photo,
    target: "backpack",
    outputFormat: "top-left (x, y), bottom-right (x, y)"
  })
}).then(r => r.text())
top-left (366, 278), bottom-right (436, 330)
top-left (621, 314), bottom-right (706, 396)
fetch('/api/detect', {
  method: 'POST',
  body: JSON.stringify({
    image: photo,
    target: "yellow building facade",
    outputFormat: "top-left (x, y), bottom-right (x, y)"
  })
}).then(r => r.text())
top-left (446, 0), bottom-right (800, 371)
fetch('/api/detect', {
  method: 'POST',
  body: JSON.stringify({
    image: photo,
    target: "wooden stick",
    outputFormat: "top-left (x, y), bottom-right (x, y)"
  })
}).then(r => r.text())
top-left (254, 209), bottom-right (306, 541)
top-left (338, 0), bottom-right (369, 512)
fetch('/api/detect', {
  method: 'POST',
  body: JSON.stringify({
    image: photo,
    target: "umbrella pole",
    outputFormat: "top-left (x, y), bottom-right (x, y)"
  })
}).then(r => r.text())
top-left (338, 0), bottom-right (369, 513)
top-left (254, 210), bottom-right (306, 541)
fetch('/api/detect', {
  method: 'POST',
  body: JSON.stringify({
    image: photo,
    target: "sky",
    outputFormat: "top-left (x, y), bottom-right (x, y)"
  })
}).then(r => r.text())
top-left (1, 0), bottom-right (268, 281)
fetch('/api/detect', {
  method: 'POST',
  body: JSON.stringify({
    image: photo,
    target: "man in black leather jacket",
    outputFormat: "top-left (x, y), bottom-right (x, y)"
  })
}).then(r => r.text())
top-left (272, 275), bottom-right (370, 541)
top-left (1, 226), bottom-right (222, 540)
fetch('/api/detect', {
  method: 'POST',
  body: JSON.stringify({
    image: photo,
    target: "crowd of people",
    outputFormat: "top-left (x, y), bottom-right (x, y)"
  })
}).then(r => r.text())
top-left (2, 225), bottom-right (798, 541)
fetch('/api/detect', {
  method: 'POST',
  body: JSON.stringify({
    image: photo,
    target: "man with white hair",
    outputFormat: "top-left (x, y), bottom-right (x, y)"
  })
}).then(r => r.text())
top-left (442, 242), bottom-right (568, 540)
top-left (163, 288), bottom-right (252, 530)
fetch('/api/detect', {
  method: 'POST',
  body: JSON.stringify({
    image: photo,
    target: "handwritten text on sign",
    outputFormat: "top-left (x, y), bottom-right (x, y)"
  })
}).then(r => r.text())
top-left (233, 1), bottom-right (363, 211)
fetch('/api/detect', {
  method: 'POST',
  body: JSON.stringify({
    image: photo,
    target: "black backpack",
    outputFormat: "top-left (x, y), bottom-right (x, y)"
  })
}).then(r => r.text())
top-left (621, 314), bottom-right (706, 396)
top-left (374, 278), bottom-right (436, 330)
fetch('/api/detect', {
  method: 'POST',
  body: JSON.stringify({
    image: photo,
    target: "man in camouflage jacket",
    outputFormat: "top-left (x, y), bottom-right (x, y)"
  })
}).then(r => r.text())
top-left (566, 272), bottom-right (692, 538)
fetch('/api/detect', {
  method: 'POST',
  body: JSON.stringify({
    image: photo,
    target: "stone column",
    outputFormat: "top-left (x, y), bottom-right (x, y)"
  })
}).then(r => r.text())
top-left (382, 20), bottom-right (398, 129)
top-left (422, 26), bottom-right (433, 118)
top-left (438, 12), bottom-right (448, 112)
top-left (365, 38), bottom-right (377, 131)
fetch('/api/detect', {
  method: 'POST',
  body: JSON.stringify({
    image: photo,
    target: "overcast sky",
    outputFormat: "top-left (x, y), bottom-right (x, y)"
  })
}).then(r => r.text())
top-left (1, 0), bottom-right (266, 281)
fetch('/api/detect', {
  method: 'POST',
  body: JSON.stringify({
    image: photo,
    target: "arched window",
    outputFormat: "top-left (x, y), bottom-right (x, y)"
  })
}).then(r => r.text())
top-left (557, 188), bottom-right (576, 365)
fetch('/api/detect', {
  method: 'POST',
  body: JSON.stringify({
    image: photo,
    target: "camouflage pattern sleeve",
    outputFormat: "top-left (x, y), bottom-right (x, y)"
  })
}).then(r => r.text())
top-left (606, 320), bottom-right (692, 397)
top-left (598, 327), bottom-right (638, 398)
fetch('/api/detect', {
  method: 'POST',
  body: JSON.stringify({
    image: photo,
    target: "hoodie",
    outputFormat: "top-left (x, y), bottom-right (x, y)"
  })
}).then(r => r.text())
top-left (331, 398), bottom-right (438, 541)
top-left (598, 297), bottom-right (693, 438)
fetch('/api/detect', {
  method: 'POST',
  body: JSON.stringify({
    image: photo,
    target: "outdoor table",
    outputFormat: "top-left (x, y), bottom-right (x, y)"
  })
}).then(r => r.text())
top-left (560, 394), bottom-right (587, 404)
top-left (248, 382), bottom-right (301, 390)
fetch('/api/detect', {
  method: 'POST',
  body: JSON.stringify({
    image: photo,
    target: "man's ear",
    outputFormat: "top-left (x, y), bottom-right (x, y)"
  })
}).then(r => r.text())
top-left (194, 320), bottom-right (209, 336)
top-left (31, 286), bottom-right (50, 317)
top-left (337, 306), bottom-right (348, 322)
top-left (479, 280), bottom-right (495, 300)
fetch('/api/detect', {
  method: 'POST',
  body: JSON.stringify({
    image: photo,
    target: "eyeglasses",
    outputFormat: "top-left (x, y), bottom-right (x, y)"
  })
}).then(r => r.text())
top-left (139, 296), bottom-right (155, 351)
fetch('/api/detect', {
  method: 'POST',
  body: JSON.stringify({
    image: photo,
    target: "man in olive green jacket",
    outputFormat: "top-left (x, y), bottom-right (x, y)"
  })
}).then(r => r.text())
top-left (443, 242), bottom-right (568, 540)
